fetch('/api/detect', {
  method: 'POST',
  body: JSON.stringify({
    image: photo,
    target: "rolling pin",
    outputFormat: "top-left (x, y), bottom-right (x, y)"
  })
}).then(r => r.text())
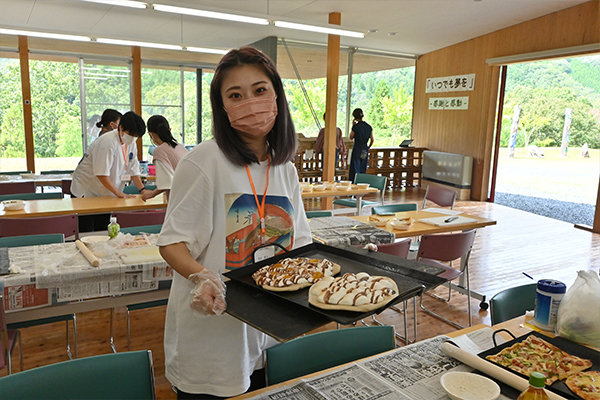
top-left (75, 239), bottom-right (100, 267)
top-left (441, 342), bottom-right (568, 400)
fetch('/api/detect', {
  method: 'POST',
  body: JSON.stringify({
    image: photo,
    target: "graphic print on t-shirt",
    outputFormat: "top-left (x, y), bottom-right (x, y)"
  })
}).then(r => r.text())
top-left (224, 193), bottom-right (295, 269)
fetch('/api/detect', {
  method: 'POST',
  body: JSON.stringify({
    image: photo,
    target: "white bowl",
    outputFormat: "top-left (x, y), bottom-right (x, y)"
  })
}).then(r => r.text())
top-left (388, 217), bottom-right (414, 230)
top-left (20, 173), bottom-right (37, 179)
top-left (440, 371), bottom-right (500, 400)
top-left (312, 184), bottom-right (325, 191)
top-left (355, 183), bottom-right (370, 189)
top-left (1, 200), bottom-right (25, 211)
top-left (0, 175), bottom-right (11, 181)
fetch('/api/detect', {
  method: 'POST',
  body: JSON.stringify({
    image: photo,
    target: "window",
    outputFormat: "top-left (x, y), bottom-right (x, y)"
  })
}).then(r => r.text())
top-left (0, 55), bottom-right (26, 172)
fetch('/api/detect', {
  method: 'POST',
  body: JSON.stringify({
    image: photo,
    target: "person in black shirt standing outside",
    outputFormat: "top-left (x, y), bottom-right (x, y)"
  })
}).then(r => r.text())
top-left (348, 108), bottom-right (374, 182)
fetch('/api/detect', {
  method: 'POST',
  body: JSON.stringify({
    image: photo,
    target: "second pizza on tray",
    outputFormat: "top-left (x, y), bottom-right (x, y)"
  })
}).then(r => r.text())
top-left (251, 257), bottom-right (341, 292)
top-left (309, 272), bottom-right (399, 312)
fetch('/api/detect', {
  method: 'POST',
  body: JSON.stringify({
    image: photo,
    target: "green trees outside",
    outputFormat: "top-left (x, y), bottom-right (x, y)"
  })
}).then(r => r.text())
top-left (501, 57), bottom-right (600, 149)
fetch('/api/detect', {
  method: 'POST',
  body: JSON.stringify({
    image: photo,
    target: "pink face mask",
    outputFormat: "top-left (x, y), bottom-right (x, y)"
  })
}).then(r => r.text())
top-left (225, 96), bottom-right (278, 135)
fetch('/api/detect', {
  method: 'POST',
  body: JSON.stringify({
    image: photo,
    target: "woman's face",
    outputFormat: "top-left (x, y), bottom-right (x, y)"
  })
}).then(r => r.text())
top-left (110, 118), bottom-right (120, 131)
top-left (220, 64), bottom-right (275, 141)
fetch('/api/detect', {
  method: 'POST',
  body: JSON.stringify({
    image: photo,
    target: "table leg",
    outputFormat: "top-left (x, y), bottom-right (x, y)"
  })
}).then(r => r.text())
top-left (355, 196), bottom-right (363, 215)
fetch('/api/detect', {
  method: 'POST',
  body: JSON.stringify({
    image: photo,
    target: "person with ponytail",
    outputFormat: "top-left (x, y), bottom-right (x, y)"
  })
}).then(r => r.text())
top-left (96, 109), bottom-right (122, 137)
top-left (141, 115), bottom-right (188, 201)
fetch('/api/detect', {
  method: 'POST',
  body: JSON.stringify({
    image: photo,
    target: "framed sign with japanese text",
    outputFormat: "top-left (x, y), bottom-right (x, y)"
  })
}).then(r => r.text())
top-left (429, 97), bottom-right (469, 110)
top-left (426, 73), bottom-right (475, 93)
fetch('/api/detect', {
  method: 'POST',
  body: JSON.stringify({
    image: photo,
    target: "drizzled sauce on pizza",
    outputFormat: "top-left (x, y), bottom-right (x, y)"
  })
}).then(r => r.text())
top-left (252, 257), bottom-right (339, 290)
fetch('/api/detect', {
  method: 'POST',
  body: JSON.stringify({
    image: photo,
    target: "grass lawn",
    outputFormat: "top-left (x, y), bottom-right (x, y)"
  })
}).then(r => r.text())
top-left (495, 147), bottom-right (599, 204)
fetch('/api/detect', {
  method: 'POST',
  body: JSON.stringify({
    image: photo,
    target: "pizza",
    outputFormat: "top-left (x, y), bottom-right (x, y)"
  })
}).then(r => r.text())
top-left (486, 335), bottom-right (592, 385)
top-left (308, 272), bottom-right (399, 312)
top-left (566, 371), bottom-right (600, 400)
top-left (252, 257), bottom-right (341, 292)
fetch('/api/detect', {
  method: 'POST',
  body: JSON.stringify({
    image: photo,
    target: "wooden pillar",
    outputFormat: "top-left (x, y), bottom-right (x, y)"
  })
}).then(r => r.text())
top-left (18, 36), bottom-right (35, 173)
top-left (322, 12), bottom-right (341, 209)
top-left (131, 46), bottom-right (143, 160)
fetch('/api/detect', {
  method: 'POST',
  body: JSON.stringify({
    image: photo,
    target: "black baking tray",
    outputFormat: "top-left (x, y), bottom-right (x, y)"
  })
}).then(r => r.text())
top-left (478, 331), bottom-right (600, 399)
top-left (225, 280), bottom-right (331, 342)
top-left (224, 242), bottom-right (445, 325)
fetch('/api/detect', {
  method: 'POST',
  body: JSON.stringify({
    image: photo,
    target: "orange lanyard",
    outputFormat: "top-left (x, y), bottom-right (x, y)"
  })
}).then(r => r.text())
top-left (245, 158), bottom-right (270, 235)
top-left (118, 134), bottom-right (128, 169)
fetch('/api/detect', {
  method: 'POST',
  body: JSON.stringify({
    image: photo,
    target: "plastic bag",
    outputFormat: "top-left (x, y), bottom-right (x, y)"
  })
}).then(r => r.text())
top-left (555, 270), bottom-right (600, 347)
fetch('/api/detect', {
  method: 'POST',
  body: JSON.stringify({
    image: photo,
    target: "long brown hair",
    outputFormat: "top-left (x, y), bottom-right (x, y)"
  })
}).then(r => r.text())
top-left (210, 46), bottom-right (297, 166)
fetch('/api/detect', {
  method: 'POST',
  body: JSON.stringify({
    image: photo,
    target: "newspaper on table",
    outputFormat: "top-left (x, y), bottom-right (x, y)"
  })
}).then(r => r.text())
top-left (309, 216), bottom-right (395, 247)
top-left (246, 330), bottom-right (512, 400)
top-left (0, 233), bottom-right (171, 309)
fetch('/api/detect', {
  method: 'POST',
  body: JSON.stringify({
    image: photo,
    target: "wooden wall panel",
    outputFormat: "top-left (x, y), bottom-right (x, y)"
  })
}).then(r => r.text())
top-left (412, 0), bottom-right (600, 201)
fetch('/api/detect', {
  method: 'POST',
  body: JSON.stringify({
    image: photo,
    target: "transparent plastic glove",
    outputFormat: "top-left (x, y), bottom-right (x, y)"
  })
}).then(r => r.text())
top-left (363, 243), bottom-right (378, 252)
top-left (188, 270), bottom-right (227, 316)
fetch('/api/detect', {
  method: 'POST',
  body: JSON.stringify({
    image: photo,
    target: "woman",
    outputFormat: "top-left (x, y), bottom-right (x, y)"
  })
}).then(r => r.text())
top-left (157, 47), bottom-right (312, 399)
top-left (71, 111), bottom-right (147, 198)
top-left (96, 109), bottom-right (122, 137)
top-left (348, 108), bottom-right (374, 182)
top-left (141, 115), bottom-right (188, 201)
top-left (314, 112), bottom-right (346, 167)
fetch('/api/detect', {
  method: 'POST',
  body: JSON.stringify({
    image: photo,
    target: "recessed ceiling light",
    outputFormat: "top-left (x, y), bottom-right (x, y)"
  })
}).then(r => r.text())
top-left (186, 46), bottom-right (229, 55)
top-left (368, 29), bottom-right (378, 33)
top-left (388, 32), bottom-right (397, 36)
top-left (274, 21), bottom-right (364, 38)
top-left (0, 28), bottom-right (91, 42)
top-left (96, 37), bottom-right (183, 50)
top-left (153, 4), bottom-right (269, 25)
top-left (80, 0), bottom-right (147, 9)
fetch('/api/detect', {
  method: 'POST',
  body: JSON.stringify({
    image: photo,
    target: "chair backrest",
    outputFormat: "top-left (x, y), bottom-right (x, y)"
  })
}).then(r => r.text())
top-left (490, 283), bottom-right (537, 325)
top-left (112, 210), bottom-right (166, 228)
top-left (354, 173), bottom-right (387, 191)
top-left (61, 179), bottom-right (72, 196)
top-left (422, 185), bottom-right (457, 209)
top-left (0, 192), bottom-right (62, 201)
top-left (123, 184), bottom-right (158, 195)
top-left (40, 170), bottom-right (73, 175)
top-left (0, 171), bottom-right (31, 176)
top-left (266, 326), bottom-right (395, 385)
top-left (0, 181), bottom-right (36, 195)
top-left (0, 233), bottom-right (64, 248)
top-left (0, 215), bottom-right (78, 239)
top-left (0, 350), bottom-right (156, 399)
top-left (376, 238), bottom-right (411, 258)
top-left (120, 224), bottom-right (163, 235)
top-left (306, 210), bottom-right (332, 219)
top-left (371, 203), bottom-right (417, 215)
top-left (417, 230), bottom-right (476, 264)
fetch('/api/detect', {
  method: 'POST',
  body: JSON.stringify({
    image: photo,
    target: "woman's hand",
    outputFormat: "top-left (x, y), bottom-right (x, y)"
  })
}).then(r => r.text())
top-left (117, 192), bottom-right (136, 199)
top-left (188, 269), bottom-right (227, 315)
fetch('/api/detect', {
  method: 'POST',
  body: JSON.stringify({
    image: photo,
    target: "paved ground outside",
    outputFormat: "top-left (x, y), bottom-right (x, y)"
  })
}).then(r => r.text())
top-left (494, 147), bottom-right (599, 226)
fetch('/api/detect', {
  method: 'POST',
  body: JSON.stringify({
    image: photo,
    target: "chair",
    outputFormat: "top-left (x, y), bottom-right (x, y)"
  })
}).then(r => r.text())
top-left (0, 171), bottom-right (31, 176)
top-left (490, 284), bottom-right (537, 325)
top-left (0, 233), bottom-right (64, 248)
top-left (0, 192), bottom-right (62, 201)
top-left (0, 350), bottom-right (156, 399)
top-left (110, 224), bottom-right (165, 351)
top-left (40, 170), bottom-right (73, 175)
top-left (120, 224), bottom-right (163, 235)
top-left (61, 179), bottom-right (72, 197)
top-left (0, 214), bottom-right (78, 240)
top-left (123, 184), bottom-right (157, 195)
top-left (416, 230), bottom-right (477, 329)
top-left (0, 181), bottom-right (36, 195)
top-left (376, 238), bottom-right (411, 258)
top-left (0, 234), bottom-right (77, 369)
top-left (422, 185), bottom-right (457, 209)
top-left (112, 210), bottom-right (166, 228)
top-left (1, 293), bottom-right (20, 375)
top-left (266, 326), bottom-right (395, 385)
top-left (305, 210), bottom-right (332, 218)
top-left (371, 203), bottom-right (418, 215)
top-left (332, 173), bottom-right (387, 214)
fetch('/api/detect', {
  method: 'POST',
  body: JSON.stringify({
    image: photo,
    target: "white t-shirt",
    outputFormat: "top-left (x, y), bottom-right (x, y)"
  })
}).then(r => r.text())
top-left (154, 160), bottom-right (174, 190)
top-left (71, 130), bottom-right (141, 197)
top-left (157, 139), bottom-right (312, 396)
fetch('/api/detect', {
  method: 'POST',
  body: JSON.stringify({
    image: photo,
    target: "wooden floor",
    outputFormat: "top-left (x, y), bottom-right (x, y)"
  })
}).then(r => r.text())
top-left (2, 187), bottom-right (599, 400)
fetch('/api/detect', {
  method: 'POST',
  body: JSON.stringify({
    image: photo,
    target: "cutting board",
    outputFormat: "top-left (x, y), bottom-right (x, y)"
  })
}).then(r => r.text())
top-left (119, 246), bottom-right (163, 264)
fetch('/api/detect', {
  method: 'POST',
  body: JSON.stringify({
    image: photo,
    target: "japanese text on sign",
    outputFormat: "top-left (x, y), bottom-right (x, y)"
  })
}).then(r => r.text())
top-left (426, 74), bottom-right (475, 93)
top-left (429, 97), bottom-right (469, 110)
